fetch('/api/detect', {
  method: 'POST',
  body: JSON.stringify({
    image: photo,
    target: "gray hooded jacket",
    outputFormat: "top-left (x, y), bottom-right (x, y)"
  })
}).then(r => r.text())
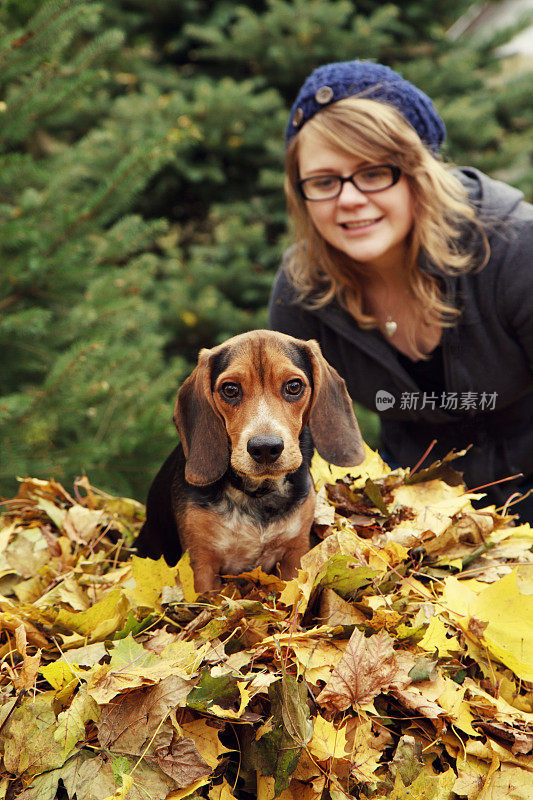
top-left (269, 168), bottom-right (533, 503)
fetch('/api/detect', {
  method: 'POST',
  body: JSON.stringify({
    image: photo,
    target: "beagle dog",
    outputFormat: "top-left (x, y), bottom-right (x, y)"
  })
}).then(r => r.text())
top-left (135, 330), bottom-right (365, 592)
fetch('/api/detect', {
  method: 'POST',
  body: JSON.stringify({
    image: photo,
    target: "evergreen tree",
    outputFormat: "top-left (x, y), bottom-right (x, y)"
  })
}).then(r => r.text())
top-left (0, 0), bottom-right (191, 497)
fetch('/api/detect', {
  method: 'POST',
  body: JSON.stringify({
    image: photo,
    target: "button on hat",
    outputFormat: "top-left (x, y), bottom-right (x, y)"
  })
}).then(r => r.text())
top-left (292, 107), bottom-right (304, 127)
top-left (315, 85), bottom-right (334, 104)
top-left (286, 60), bottom-right (446, 151)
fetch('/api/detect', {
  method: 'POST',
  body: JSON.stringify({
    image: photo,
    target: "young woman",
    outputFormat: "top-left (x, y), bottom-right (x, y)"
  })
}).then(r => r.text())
top-left (269, 60), bottom-right (533, 521)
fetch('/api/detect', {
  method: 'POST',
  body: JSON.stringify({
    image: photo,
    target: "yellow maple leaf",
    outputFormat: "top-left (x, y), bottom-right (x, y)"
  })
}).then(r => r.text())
top-left (453, 752), bottom-right (491, 799)
top-left (357, 539), bottom-right (409, 573)
top-left (498, 676), bottom-right (533, 714)
top-left (389, 766), bottom-right (456, 799)
top-left (311, 451), bottom-right (355, 490)
top-left (470, 569), bottom-right (533, 681)
top-left (290, 637), bottom-right (346, 685)
top-left (465, 737), bottom-right (533, 769)
top-left (129, 555), bottom-right (179, 609)
top-left (40, 660), bottom-right (79, 690)
top-left (311, 444), bottom-right (390, 490)
top-left (54, 588), bottom-right (130, 641)
top-left (284, 526), bottom-right (367, 612)
top-left (464, 678), bottom-right (533, 726)
top-left (349, 719), bottom-right (382, 783)
top-left (491, 523), bottom-right (533, 544)
top-left (181, 718), bottom-right (232, 769)
top-left (177, 551), bottom-right (198, 603)
top-left (419, 615), bottom-right (460, 657)
top-left (308, 714), bottom-right (348, 761)
top-left (208, 778), bottom-right (238, 799)
top-left (442, 574), bottom-right (484, 617)
top-left (209, 683), bottom-right (251, 719)
top-left (486, 765), bottom-right (533, 799)
top-left (278, 575), bottom-right (304, 608)
top-left (437, 679), bottom-right (479, 738)
top-left (445, 570), bottom-right (533, 682)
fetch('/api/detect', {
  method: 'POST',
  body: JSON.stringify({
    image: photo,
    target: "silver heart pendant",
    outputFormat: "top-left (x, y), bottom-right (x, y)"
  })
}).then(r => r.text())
top-left (384, 319), bottom-right (398, 337)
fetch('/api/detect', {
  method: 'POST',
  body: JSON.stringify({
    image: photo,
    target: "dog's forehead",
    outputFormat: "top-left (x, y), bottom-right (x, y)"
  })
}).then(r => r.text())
top-left (209, 332), bottom-right (312, 388)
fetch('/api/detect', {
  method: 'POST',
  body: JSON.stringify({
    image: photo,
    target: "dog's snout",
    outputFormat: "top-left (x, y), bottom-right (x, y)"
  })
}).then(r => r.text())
top-left (247, 435), bottom-right (284, 465)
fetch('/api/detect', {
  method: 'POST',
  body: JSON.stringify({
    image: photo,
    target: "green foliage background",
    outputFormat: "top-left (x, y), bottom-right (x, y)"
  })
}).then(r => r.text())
top-left (1, 0), bottom-right (532, 500)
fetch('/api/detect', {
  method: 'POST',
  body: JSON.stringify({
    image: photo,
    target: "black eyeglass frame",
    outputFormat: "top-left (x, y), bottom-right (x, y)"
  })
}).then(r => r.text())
top-left (297, 164), bottom-right (402, 201)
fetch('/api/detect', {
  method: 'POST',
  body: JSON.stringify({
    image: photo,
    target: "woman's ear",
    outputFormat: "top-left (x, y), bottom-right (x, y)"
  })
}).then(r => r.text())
top-left (304, 339), bottom-right (365, 466)
top-left (173, 349), bottom-right (230, 485)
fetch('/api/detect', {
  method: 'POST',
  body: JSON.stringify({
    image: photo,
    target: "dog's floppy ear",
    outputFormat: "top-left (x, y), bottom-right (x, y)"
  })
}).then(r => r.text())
top-left (173, 348), bottom-right (230, 485)
top-left (304, 339), bottom-right (365, 467)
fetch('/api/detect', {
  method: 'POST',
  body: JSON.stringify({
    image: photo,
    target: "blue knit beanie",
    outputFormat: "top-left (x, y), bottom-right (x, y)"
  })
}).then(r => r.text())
top-left (286, 60), bottom-right (446, 151)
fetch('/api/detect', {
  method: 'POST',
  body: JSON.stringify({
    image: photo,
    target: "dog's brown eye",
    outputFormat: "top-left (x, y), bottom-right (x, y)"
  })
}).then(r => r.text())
top-left (220, 382), bottom-right (241, 400)
top-left (283, 379), bottom-right (304, 398)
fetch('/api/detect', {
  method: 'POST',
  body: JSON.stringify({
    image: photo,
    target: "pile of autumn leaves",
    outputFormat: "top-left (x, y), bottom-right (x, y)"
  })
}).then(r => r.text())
top-left (0, 449), bottom-right (532, 800)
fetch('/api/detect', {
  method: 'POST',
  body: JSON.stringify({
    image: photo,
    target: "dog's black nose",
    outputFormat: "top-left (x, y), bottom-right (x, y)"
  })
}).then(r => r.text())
top-left (247, 435), bottom-right (284, 464)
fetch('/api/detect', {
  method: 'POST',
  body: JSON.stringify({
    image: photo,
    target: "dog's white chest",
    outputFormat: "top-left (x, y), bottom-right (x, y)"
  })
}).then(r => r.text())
top-left (213, 502), bottom-right (304, 575)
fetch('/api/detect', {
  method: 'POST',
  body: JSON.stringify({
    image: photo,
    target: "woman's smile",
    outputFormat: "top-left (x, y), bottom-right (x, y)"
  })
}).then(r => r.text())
top-left (339, 216), bottom-right (384, 231)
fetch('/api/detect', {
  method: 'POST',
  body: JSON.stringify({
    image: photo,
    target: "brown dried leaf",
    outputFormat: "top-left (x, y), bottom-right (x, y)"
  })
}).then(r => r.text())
top-left (0, 611), bottom-right (48, 648)
top-left (151, 737), bottom-right (211, 786)
top-left (391, 686), bottom-right (445, 721)
top-left (63, 505), bottom-right (104, 544)
top-left (12, 623), bottom-right (40, 692)
top-left (314, 486), bottom-right (336, 526)
top-left (475, 720), bottom-right (533, 755)
top-left (2, 694), bottom-right (65, 778)
top-left (60, 641), bottom-right (108, 666)
top-left (18, 649), bottom-right (41, 692)
top-left (316, 628), bottom-right (400, 711)
top-left (424, 510), bottom-right (494, 559)
top-left (97, 675), bottom-right (193, 752)
top-left (318, 588), bottom-right (367, 627)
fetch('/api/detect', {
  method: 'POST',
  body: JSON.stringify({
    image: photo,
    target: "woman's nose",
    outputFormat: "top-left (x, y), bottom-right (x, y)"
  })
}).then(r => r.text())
top-left (337, 180), bottom-right (368, 205)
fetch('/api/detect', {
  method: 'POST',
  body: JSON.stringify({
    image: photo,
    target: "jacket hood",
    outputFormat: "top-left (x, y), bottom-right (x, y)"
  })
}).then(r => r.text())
top-left (456, 166), bottom-right (525, 221)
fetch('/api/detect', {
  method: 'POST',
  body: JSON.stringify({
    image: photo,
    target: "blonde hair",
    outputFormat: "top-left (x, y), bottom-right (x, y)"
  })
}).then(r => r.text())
top-left (284, 97), bottom-right (489, 356)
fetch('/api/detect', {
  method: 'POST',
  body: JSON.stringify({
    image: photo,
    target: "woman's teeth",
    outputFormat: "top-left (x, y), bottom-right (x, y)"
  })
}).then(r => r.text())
top-left (341, 218), bottom-right (381, 229)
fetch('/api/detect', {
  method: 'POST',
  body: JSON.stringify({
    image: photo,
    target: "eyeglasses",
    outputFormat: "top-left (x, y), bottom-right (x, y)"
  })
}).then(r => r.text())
top-left (297, 164), bottom-right (402, 201)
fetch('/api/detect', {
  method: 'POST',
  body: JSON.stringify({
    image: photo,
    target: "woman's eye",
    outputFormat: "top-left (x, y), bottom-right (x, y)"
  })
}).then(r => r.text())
top-left (284, 379), bottom-right (304, 397)
top-left (313, 176), bottom-right (337, 189)
top-left (360, 167), bottom-right (390, 183)
top-left (220, 382), bottom-right (241, 400)
top-left (365, 168), bottom-right (387, 178)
